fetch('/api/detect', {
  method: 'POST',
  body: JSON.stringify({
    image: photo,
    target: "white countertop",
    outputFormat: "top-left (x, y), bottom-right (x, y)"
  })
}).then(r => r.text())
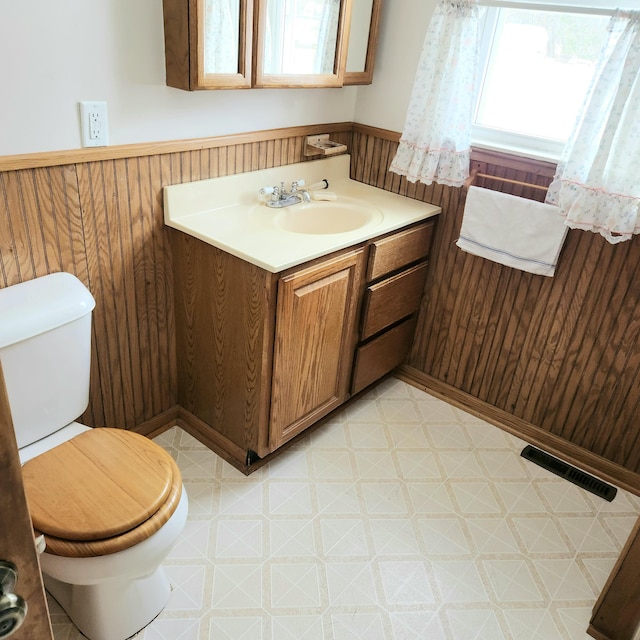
top-left (163, 155), bottom-right (441, 273)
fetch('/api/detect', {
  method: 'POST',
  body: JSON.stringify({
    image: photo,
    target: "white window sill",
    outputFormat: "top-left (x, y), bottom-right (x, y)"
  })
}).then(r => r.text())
top-left (471, 139), bottom-right (561, 165)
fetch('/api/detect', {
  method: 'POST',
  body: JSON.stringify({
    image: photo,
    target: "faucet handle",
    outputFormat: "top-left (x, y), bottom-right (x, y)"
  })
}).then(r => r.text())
top-left (259, 185), bottom-right (280, 202)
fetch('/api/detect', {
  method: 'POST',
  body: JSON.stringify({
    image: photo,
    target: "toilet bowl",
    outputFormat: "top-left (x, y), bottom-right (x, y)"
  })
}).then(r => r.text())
top-left (0, 273), bottom-right (188, 640)
top-left (22, 427), bottom-right (188, 640)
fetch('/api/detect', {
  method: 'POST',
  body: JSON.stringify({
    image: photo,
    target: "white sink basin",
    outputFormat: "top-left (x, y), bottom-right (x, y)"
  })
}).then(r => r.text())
top-left (164, 155), bottom-right (440, 272)
top-left (272, 200), bottom-right (383, 235)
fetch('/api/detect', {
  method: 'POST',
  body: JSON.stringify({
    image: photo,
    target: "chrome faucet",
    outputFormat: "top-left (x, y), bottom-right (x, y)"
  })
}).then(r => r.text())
top-left (291, 181), bottom-right (312, 203)
top-left (260, 180), bottom-right (310, 208)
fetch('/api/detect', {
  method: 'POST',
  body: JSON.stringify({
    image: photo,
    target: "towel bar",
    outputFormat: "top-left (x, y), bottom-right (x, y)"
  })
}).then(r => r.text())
top-left (466, 170), bottom-right (550, 192)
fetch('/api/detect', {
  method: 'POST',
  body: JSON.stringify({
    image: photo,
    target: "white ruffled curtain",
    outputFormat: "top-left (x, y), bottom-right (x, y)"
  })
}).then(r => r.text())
top-left (545, 10), bottom-right (640, 244)
top-left (389, 0), bottom-right (480, 188)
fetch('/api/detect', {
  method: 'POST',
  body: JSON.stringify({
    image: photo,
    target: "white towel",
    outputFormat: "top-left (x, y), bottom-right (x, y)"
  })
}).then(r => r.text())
top-left (456, 186), bottom-right (568, 277)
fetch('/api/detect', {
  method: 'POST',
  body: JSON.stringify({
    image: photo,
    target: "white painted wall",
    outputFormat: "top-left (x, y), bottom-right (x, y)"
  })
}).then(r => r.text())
top-left (353, 0), bottom-right (436, 132)
top-left (1, 0), bottom-right (436, 157)
top-left (1, 0), bottom-right (633, 157)
top-left (0, 0), bottom-right (434, 157)
top-left (0, 1), bottom-right (361, 156)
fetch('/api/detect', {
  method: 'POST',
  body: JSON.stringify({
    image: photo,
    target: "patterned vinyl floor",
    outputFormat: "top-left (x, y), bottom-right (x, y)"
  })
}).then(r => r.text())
top-left (49, 377), bottom-right (640, 640)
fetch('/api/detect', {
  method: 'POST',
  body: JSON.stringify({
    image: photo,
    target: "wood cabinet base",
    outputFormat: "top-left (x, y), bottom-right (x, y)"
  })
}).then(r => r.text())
top-left (170, 220), bottom-right (436, 473)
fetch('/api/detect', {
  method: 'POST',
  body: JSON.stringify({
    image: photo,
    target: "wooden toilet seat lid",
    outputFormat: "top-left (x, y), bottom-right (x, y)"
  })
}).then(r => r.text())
top-left (22, 429), bottom-right (177, 541)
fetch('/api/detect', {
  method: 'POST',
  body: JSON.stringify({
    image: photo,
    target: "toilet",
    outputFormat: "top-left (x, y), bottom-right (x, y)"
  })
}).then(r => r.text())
top-left (0, 272), bottom-right (188, 640)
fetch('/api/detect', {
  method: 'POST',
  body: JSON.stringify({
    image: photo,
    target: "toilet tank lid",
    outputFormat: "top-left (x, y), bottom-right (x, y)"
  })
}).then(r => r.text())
top-left (0, 273), bottom-right (96, 349)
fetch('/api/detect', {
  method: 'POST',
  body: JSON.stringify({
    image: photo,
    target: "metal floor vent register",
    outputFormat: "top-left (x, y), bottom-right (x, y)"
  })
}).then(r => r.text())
top-left (520, 445), bottom-right (617, 502)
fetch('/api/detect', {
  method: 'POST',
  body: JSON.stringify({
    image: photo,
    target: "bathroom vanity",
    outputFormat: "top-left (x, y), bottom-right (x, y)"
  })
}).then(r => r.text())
top-left (164, 156), bottom-right (440, 471)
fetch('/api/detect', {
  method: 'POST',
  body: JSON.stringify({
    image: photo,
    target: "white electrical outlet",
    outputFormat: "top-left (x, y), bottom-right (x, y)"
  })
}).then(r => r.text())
top-left (79, 101), bottom-right (109, 147)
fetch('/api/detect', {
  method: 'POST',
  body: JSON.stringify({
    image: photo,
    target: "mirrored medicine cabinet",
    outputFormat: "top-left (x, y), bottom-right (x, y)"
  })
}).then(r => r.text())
top-left (162, 0), bottom-right (382, 90)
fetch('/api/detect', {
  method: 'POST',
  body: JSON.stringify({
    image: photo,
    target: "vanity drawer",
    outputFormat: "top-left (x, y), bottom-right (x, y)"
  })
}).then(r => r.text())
top-left (351, 318), bottom-right (415, 394)
top-left (360, 262), bottom-right (429, 340)
top-left (367, 221), bottom-right (434, 282)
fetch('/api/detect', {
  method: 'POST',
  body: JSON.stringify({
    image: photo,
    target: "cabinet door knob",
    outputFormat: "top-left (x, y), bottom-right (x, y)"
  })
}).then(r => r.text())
top-left (0, 561), bottom-right (27, 638)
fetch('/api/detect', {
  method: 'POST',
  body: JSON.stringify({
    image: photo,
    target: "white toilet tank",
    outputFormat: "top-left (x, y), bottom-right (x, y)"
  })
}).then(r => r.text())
top-left (0, 272), bottom-right (96, 449)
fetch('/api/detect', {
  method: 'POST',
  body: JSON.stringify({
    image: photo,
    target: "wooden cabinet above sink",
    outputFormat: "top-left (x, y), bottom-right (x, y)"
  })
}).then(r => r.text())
top-left (162, 0), bottom-right (383, 90)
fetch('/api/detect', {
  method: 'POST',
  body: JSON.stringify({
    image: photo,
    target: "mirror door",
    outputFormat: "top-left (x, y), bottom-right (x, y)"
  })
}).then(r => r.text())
top-left (163, 0), bottom-right (253, 90)
top-left (198, 0), bottom-right (253, 88)
top-left (164, 0), bottom-right (382, 90)
top-left (344, 0), bottom-right (381, 85)
top-left (253, 0), bottom-right (353, 88)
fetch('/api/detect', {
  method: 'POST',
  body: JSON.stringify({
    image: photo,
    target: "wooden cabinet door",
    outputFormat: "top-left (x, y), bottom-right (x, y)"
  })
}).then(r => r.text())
top-left (269, 249), bottom-right (364, 449)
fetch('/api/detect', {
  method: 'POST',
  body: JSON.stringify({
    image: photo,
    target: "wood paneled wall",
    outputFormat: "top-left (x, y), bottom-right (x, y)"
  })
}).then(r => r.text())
top-left (3, 121), bottom-right (640, 479)
top-left (351, 125), bottom-right (640, 477)
top-left (0, 125), bottom-right (352, 431)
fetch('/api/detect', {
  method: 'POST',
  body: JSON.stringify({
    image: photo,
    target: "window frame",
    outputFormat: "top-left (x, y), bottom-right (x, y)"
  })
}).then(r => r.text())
top-left (471, 1), bottom-right (615, 161)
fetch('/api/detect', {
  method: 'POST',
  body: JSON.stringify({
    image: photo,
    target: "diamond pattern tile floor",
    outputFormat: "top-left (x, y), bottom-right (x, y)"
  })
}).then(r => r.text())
top-left (48, 377), bottom-right (640, 639)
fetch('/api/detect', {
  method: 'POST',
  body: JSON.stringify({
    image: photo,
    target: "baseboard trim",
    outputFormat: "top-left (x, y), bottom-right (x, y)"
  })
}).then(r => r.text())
top-left (586, 625), bottom-right (609, 640)
top-left (129, 406), bottom-right (180, 439)
top-left (174, 400), bottom-right (365, 476)
top-left (396, 366), bottom-right (640, 496)
top-left (176, 407), bottom-right (250, 474)
top-left (132, 369), bottom-right (640, 494)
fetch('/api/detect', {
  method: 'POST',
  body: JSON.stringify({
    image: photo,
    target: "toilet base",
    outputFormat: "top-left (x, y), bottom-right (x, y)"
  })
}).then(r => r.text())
top-left (44, 565), bottom-right (171, 640)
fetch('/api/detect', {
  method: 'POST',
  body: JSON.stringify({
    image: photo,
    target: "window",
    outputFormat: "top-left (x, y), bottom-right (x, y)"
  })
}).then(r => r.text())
top-left (472, 5), bottom-right (611, 159)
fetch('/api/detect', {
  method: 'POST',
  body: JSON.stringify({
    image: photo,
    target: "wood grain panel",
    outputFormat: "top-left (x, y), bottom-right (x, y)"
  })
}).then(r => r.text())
top-left (367, 221), bottom-right (433, 281)
top-left (5, 121), bottom-right (640, 480)
top-left (352, 318), bottom-right (415, 394)
top-left (0, 363), bottom-right (54, 640)
top-left (589, 517), bottom-right (640, 639)
top-left (162, 0), bottom-right (191, 91)
top-left (78, 160), bottom-right (130, 428)
top-left (0, 165), bottom-right (101, 427)
top-left (350, 125), bottom-right (640, 480)
top-left (360, 262), bottom-right (429, 340)
top-left (270, 249), bottom-right (364, 449)
top-left (171, 231), bottom-right (276, 455)
top-left (0, 126), bottom-right (349, 434)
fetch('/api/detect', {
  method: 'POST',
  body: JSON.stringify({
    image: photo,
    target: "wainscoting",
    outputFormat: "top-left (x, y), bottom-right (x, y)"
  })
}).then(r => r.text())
top-left (350, 125), bottom-right (640, 487)
top-left (0, 124), bottom-right (351, 431)
top-left (2, 122), bottom-right (640, 489)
